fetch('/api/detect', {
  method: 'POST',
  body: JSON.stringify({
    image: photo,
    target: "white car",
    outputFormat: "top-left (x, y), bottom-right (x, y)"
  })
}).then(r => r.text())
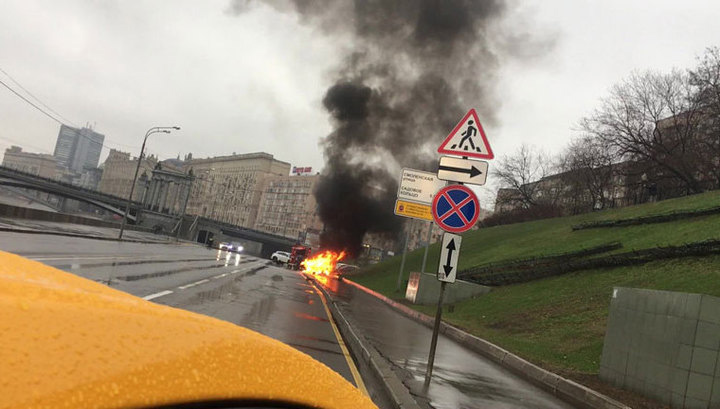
top-left (271, 251), bottom-right (290, 264)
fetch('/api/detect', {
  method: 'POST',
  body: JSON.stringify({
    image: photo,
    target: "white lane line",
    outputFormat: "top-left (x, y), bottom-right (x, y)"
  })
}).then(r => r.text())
top-left (177, 279), bottom-right (210, 290)
top-left (142, 290), bottom-right (174, 300)
top-left (213, 273), bottom-right (229, 279)
top-left (141, 263), bottom-right (262, 301)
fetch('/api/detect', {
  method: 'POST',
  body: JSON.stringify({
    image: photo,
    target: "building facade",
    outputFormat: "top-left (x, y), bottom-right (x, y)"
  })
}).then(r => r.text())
top-left (53, 124), bottom-right (105, 172)
top-left (185, 152), bottom-right (291, 228)
top-left (141, 164), bottom-right (194, 216)
top-left (2, 146), bottom-right (61, 179)
top-left (97, 149), bottom-right (158, 200)
top-left (255, 174), bottom-right (323, 242)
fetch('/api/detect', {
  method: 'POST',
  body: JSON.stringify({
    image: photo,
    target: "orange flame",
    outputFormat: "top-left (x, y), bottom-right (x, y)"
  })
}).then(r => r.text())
top-left (301, 250), bottom-right (346, 277)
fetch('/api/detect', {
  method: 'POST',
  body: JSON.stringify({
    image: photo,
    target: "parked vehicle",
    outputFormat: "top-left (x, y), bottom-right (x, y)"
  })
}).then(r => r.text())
top-left (271, 251), bottom-right (290, 264)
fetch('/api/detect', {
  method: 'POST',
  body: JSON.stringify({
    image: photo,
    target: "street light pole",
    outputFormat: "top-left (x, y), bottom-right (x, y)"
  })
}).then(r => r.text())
top-left (118, 126), bottom-right (180, 240)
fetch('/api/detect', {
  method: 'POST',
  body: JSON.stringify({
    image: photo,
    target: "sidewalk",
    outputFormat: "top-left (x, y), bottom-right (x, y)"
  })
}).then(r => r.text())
top-left (324, 278), bottom-right (577, 409)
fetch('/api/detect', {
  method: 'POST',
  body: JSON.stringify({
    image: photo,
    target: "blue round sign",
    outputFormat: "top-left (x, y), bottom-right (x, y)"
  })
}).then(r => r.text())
top-left (432, 185), bottom-right (480, 233)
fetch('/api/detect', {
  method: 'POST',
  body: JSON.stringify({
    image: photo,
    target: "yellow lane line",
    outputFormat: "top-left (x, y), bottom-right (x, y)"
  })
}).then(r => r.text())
top-left (312, 279), bottom-right (369, 397)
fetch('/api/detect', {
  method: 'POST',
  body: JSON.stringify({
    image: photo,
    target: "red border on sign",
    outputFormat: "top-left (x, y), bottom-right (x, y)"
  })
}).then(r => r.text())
top-left (432, 184), bottom-right (480, 233)
top-left (437, 108), bottom-right (494, 160)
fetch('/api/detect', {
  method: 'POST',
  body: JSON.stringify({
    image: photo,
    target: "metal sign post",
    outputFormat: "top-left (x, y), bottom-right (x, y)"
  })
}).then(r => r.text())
top-left (424, 280), bottom-right (446, 386)
top-left (396, 228), bottom-right (410, 292)
top-left (420, 222), bottom-right (433, 273)
top-left (424, 108), bottom-right (494, 386)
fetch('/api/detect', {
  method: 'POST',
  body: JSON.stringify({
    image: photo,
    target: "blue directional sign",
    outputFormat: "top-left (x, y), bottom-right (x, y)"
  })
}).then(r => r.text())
top-left (431, 185), bottom-right (480, 233)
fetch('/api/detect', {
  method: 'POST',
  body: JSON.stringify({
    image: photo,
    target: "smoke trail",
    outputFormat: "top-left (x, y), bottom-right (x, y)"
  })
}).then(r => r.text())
top-left (229, 0), bottom-right (552, 256)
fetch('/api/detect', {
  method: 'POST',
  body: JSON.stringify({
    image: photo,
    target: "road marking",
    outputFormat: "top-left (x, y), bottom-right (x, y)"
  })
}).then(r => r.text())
top-left (312, 279), bottom-right (369, 397)
top-left (178, 279), bottom-right (210, 290)
top-left (141, 263), bottom-right (259, 301)
top-left (142, 290), bottom-right (173, 300)
top-left (213, 273), bottom-right (229, 279)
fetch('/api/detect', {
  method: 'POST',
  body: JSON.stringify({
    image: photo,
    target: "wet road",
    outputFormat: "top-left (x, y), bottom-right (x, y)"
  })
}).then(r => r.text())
top-left (0, 232), bottom-right (368, 397)
top-left (324, 278), bottom-right (577, 409)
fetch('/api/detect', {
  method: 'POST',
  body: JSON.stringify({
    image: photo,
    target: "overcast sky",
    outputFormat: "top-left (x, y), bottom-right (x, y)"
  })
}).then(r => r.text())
top-left (1, 0), bottom-right (719, 207)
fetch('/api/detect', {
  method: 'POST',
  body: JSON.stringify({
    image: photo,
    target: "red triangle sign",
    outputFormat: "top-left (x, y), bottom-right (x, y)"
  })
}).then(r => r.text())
top-left (438, 109), bottom-right (494, 159)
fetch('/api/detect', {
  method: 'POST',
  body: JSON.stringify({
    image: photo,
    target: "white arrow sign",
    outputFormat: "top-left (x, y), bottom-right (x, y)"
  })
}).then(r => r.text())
top-left (438, 232), bottom-right (462, 283)
top-left (437, 156), bottom-right (489, 185)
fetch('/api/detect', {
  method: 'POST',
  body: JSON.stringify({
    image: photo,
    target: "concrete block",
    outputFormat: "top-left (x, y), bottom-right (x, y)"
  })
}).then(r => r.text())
top-left (676, 344), bottom-right (693, 370)
top-left (670, 369), bottom-right (689, 394)
top-left (665, 316), bottom-right (681, 340)
top-left (651, 386), bottom-right (671, 405)
top-left (711, 376), bottom-right (720, 407)
top-left (690, 347), bottom-right (718, 376)
top-left (684, 294), bottom-right (702, 319)
top-left (647, 294), bottom-right (658, 314)
top-left (655, 342), bottom-right (674, 365)
top-left (671, 392), bottom-right (686, 408)
top-left (694, 320), bottom-right (720, 350)
top-left (685, 372), bottom-right (713, 400)
top-left (683, 396), bottom-right (709, 409)
top-left (669, 293), bottom-right (688, 317)
top-left (699, 294), bottom-right (720, 325)
top-left (680, 319), bottom-right (698, 345)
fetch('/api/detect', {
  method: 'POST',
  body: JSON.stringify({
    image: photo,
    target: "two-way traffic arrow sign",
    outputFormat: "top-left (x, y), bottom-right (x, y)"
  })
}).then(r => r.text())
top-left (438, 232), bottom-right (462, 283)
top-left (437, 156), bottom-right (488, 185)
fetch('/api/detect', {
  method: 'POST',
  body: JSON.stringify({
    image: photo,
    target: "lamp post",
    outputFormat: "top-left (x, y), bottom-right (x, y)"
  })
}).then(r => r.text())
top-left (118, 126), bottom-right (180, 240)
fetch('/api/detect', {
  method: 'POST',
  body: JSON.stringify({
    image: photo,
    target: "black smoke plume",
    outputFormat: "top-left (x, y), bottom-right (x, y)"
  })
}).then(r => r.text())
top-left (229, 0), bottom-right (553, 257)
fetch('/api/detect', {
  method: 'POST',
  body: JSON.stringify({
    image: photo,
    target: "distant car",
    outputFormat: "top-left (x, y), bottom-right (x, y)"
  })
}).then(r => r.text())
top-left (1, 251), bottom-right (377, 409)
top-left (271, 251), bottom-right (290, 264)
top-left (220, 242), bottom-right (244, 253)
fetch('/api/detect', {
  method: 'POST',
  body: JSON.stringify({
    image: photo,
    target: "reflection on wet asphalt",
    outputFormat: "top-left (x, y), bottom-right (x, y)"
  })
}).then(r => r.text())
top-left (155, 263), bottom-right (357, 386)
top-left (326, 279), bottom-right (577, 409)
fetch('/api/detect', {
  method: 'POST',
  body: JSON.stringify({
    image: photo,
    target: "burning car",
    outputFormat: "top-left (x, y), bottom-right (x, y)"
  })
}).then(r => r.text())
top-left (301, 250), bottom-right (347, 278)
top-left (287, 245), bottom-right (312, 270)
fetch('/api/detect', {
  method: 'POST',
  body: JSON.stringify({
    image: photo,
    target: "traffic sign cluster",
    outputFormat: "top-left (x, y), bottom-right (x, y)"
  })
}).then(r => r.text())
top-left (393, 108), bottom-right (495, 384)
top-left (393, 108), bottom-right (494, 284)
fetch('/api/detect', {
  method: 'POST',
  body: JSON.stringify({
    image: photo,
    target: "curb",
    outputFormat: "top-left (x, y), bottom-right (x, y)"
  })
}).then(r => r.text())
top-left (0, 227), bottom-right (178, 245)
top-left (306, 275), bottom-right (422, 409)
top-left (344, 279), bottom-right (631, 409)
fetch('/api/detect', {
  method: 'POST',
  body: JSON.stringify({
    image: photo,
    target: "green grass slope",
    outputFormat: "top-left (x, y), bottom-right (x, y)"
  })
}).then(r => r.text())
top-left (352, 190), bottom-right (720, 374)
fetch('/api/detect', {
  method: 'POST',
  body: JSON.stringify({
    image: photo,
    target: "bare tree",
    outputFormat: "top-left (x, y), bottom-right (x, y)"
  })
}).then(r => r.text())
top-left (493, 144), bottom-right (555, 210)
top-left (581, 70), bottom-right (707, 195)
top-left (560, 135), bottom-right (617, 211)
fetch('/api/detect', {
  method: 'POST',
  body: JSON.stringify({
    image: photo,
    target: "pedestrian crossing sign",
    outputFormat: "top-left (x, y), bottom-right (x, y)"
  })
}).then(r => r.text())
top-left (437, 108), bottom-right (494, 160)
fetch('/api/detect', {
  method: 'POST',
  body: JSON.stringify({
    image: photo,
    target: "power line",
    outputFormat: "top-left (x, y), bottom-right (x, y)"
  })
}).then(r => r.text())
top-left (0, 67), bottom-right (79, 127)
top-left (0, 68), bottom-right (184, 161)
top-left (0, 78), bottom-right (64, 125)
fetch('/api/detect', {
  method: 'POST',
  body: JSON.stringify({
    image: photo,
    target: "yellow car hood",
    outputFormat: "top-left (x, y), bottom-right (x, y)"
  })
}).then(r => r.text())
top-left (0, 251), bottom-right (377, 409)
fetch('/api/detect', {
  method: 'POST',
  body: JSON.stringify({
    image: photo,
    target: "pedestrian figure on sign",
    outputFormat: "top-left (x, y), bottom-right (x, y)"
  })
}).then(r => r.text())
top-left (451, 120), bottom-right (482, 152)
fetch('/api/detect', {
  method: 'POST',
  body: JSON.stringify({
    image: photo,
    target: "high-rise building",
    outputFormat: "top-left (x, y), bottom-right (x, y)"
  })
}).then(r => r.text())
top-left (53, 124), bottom-right (105, 172)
